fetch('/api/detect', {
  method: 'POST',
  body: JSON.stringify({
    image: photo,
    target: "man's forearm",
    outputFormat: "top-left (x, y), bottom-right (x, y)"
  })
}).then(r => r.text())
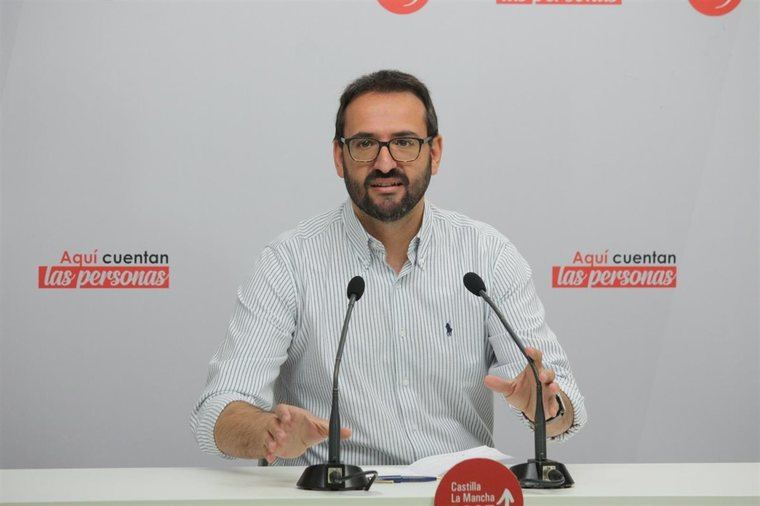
top-left (214, 401), bottom-right (274, 459)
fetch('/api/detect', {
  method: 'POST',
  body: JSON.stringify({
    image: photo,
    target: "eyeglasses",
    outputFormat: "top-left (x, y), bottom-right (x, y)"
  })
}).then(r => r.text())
top-left (340, 135), bottom-right (435, 163)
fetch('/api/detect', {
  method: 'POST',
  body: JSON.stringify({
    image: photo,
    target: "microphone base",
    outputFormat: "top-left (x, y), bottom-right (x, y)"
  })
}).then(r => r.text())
top-left (510, 459), bottom-right (574, 489)
top-left (297, 463), bottom-right (375, 491)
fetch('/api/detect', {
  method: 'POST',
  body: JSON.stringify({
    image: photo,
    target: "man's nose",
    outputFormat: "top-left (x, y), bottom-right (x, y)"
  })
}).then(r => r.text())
top-left (373, 144), bottom-right (396, 173)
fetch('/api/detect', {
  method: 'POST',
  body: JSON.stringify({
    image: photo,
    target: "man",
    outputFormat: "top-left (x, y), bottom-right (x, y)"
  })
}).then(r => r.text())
top-left (190, 70), bottom-right (587, 466)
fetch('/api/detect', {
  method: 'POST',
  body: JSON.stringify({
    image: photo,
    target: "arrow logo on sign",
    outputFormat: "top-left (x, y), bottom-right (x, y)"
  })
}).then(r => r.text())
top-left (496, 488), bottom-right (515, 505)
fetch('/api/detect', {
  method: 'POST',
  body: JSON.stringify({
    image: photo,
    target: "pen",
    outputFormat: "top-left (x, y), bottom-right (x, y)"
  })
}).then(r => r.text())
top-left (377, 475), bottom-right (438, 483)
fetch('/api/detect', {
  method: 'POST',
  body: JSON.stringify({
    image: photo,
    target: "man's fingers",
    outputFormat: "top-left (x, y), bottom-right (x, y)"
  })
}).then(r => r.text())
top-left (264, 433), bottom-right (277, 463)
top-left (264, 424), bottom-right (279, 447)
top-left (308, 418), bottom-right (351, 442)
top-left (484, 375), bottom-right (517, 396)
top-left (274, 404), bottom-right (292, 426)
top-left (267, 405), bottom-right (353, 458)
top-left (311, 418), bottom-right (330, 440)
top-left (526, 347), bottom-right (543, 367)
top-left (264, 411), bottom-right (294, 460)
top-left (540, 368), bottom-right (555, 384)
top-left (538, 365), bottom-right (560, 416)
top-left (546, 391), bottom-right (562, 418)
top-left (274, 428), bottom-right (286, 444)
top-left (265, 418), bottom-right (286, 449)
top-left (546, 397), bottom-right (558, 418)
top-left (262, 432), bottom-right (277, 461)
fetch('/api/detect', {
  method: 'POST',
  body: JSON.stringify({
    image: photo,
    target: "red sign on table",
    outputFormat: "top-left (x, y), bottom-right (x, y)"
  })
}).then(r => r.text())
top-left (435, 458), bottom-right (523, 506)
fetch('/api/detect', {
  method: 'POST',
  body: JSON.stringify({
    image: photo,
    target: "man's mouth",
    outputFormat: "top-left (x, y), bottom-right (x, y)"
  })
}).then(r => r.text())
top-left (368, 179), bottom-right (405, 188)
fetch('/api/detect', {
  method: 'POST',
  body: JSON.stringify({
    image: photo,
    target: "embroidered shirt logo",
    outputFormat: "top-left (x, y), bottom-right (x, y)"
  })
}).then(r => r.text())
top-left (445, 322), bottom-right (453, 336)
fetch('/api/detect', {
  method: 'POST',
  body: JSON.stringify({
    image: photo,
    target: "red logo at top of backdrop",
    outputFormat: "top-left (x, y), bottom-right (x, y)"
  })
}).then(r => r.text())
top-left (378, 0), bottom-right (428, 15)
top-left (689, 0), bottom-right (740, 16)
top-left (435, 458), bottom-right (523, 506)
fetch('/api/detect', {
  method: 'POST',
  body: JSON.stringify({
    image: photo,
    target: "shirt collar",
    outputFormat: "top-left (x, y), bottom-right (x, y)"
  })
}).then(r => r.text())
top-left (342, 199), bottom-right (435, 270)
top-left (342, 200), bottom-right (373, 269)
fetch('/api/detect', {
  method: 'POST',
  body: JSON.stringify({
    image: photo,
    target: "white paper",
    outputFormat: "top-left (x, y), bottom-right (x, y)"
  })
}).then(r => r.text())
top-left (379, 446), bottom-right (513, 477)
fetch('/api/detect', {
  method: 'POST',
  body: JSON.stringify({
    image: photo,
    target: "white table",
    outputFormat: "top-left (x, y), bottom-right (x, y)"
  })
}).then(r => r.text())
top-left (1, 463), bottom-right (758, 505)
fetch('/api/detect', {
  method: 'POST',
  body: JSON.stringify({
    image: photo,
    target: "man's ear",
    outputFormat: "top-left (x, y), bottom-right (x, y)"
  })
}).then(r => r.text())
top-left (333, 140), bottom-right (345, 178)
top-left (430, 134), bottom-right (443, 176)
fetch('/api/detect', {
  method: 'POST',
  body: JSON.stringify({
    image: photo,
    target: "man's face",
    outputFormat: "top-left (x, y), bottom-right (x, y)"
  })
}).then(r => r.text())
top-left (334, 92), bottom-right (442, 222)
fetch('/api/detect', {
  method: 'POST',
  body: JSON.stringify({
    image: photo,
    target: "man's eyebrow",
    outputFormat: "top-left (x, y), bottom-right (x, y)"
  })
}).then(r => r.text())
top-left (391, 130), bottom-right (422, 137)
top-left (348, 130), bottom-right (423, 138)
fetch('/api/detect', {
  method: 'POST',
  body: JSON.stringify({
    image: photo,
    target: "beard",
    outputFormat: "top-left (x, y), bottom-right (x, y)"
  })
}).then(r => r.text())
top-left (343, 155), bottom-right (432, 222)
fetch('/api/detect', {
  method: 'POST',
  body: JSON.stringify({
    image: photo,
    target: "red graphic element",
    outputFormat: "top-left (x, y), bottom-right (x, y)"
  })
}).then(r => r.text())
top-left (38, 266), bottom-right (170, 289)
top-left (689, 0), bottom-right (740, 16)
top-left (496, 0), bottom-right (533, 4)
top-left (378, 0), bottom-right (428, 15)
top-left (552, 266), bottom-right (677, 288)
top-left (435, 458), bottom-right (523, 506)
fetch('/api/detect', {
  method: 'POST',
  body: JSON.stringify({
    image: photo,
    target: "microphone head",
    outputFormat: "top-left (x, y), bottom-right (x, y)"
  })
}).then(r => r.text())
top-left (463, 272), bottom-right (487, 297)
top-left (347, 276), bottom-right (365, 301)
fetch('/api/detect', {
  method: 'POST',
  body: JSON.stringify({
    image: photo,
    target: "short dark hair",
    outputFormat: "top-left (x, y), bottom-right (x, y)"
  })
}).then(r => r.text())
top-left (334, 70), bottom-right (438, 141)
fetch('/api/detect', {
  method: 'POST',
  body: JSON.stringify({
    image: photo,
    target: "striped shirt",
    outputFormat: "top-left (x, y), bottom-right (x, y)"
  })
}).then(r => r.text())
top-left (190, 200), bottom-right (587, 465)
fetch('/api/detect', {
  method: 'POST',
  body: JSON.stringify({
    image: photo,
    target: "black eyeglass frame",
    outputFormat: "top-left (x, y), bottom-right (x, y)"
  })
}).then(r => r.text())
top-left (339, 135), bottom-right (437, 163)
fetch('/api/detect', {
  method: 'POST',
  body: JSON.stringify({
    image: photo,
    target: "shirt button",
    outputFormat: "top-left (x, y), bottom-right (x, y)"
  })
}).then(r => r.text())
top-left (400, 329), bottom-right (406, 338)
top-left (401, 379), bottom-right (409, 386)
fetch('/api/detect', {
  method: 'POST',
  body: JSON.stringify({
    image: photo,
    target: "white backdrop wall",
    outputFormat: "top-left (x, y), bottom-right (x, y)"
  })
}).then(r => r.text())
top-left (1, 0), bottom-right (757, 469)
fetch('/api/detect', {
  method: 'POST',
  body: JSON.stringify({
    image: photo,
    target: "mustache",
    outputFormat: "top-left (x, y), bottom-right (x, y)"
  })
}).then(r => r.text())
top-left (365, 169), bottom-right (409, 187)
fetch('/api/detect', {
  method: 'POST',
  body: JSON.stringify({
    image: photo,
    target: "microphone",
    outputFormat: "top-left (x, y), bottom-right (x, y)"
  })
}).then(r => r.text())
top-left (347, 276), bottom-right (365, 301)
top-left (463, 272), bottom-right (573, 489)
top-left (463, 271), bottom-right (486, 296)
top-left (297, 276), bottom-right (377, 491)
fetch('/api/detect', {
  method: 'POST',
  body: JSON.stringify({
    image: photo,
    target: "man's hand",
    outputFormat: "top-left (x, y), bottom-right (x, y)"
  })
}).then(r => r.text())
top-left (214, 401), bottom-right (351, 462)
top-left (484, 347), bottom-right (564, 423)
top-left (262, 404), bottom-right (352, 463)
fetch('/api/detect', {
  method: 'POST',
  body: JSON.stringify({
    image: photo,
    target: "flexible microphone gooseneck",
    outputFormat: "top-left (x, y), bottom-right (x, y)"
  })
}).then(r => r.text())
top-left (463, 272), bottom-right (573, 489)
top-left (328, 276), bottom-right (365, 464)
top-left (297, 276), bottom-right (377, 491)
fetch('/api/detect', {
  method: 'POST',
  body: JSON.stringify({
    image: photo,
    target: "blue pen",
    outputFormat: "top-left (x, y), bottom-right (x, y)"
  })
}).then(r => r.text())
top-left (377, 475), bottom-right (438, 483)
